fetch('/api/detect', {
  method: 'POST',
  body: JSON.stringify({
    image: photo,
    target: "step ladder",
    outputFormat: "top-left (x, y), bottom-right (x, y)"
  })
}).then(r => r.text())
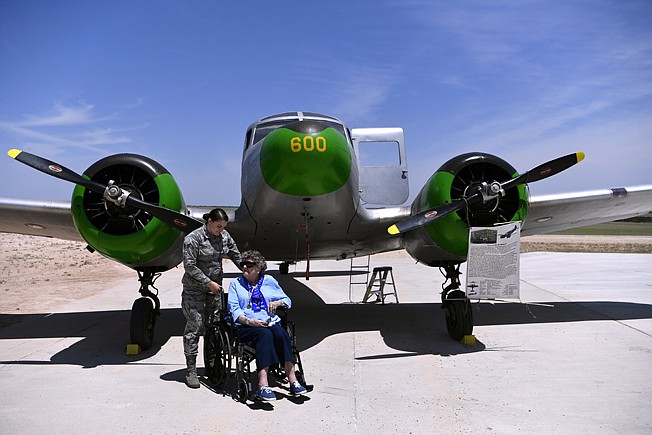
top-left (362, 266), bottom-right (399, 305)
top-left (348, 256), bottom-right (370, 302)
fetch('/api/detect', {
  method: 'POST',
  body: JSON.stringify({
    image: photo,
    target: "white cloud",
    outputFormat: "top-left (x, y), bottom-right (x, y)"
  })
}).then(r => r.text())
top-left (0, 102), bottom-right (143, 154)
top-left (15, 101), bottom-right (99, 127)
top-left (332, 71), bottom-right (395, 122)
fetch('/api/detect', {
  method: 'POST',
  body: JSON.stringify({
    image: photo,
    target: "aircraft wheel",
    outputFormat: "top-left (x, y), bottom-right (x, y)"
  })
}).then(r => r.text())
top-left (203, 324), bottom-right (231, 388)
top-left (130, 297), bottom-right (157, 350)
top-left (444, 291), bottom-right (473, 341)
top-left (279, 262), bottom-right (289, 275)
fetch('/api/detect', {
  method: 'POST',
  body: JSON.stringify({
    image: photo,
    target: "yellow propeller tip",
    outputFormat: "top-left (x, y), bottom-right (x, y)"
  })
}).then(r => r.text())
top-left (387, 224), bottom-right (400, 235)
top-left (7, 149), bottom-right (22, 159)
top-left (576, 151), bottom-right (585, 162)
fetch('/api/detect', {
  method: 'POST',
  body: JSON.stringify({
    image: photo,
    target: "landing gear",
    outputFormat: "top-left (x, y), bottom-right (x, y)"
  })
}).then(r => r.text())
top-left (439, 262), bottom-right (473, 340)
top-left (130, 269), bottom-right (161, 350)
top-left (279, 262), bottom-right (290, 275)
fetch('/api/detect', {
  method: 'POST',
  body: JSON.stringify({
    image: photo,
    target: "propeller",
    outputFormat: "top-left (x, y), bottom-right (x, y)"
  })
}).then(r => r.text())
top-left (7, 149), bottom-right (203, 233)
top-left (387, 152), bottom-right (585, 235)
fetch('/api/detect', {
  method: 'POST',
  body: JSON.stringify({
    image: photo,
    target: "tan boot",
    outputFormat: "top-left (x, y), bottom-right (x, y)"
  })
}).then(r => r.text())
top-left (185, 355), bottom-right (200, 389)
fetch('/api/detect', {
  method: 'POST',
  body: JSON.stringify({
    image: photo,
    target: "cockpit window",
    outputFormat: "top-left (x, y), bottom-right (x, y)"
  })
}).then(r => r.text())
top-left (251, 119), bottom-right (348, 146)
top-left (252, 120), bottom-right (292, 145)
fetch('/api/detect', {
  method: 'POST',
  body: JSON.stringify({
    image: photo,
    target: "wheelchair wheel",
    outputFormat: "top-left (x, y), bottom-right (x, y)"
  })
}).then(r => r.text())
top-left (237, 377), bottom-right (250, 403)
top-left (295, 369), bottom-right (306, 386)
top-left (203, 323), bottom-right (231, 388)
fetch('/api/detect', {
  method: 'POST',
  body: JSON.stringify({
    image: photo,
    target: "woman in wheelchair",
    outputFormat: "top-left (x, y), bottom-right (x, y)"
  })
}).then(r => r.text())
top-left (227, 250), bottom-right (309, 401)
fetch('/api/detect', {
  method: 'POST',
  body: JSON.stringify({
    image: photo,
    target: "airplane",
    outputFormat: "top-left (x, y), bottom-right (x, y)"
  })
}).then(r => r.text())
top-left (500, 227), bottom-right (518, 239)
top-left (1, 111), bottom-right (651, 350)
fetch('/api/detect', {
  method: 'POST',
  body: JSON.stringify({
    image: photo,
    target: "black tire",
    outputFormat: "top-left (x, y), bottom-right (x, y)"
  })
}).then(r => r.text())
top-left (238, 378), bottom-right (250, 403)
top-left (444, 291), bottom-right (473, 340)
top-left (203, 324), bottom-right (231, 388)
top-left (279, 263), bottom-right (289, 275)
top-left (130, 297), bottom-right (156, 350)
top-left (295, 370), bottom-right (306, 386)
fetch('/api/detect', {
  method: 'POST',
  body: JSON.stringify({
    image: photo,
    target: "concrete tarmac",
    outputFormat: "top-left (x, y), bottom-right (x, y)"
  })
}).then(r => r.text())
top-left (1, 252), bottom-right (651, 434)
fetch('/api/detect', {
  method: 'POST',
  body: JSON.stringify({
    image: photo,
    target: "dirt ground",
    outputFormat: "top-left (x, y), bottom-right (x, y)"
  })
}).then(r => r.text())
top-left (1, 233), bottom-right (651, 314)
top-left (0, 233), bottom-right (135, 314)
top-left (519, 234), bottom-right (652, 254)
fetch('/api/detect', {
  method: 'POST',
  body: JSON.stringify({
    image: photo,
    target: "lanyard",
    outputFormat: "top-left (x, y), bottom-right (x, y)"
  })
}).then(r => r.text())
top-left (244, 276), bottom-right (267, 312)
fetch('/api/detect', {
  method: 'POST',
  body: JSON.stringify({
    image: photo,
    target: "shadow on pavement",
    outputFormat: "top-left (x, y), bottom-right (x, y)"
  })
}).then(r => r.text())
top-left (1, 271), bottom-right (650, 367)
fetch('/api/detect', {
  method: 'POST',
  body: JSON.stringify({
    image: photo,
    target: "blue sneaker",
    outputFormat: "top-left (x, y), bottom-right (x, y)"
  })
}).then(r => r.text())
top-left (290, 381), bottom-right (308, 395)
top-left (255, 387), bottom-right (276, 401)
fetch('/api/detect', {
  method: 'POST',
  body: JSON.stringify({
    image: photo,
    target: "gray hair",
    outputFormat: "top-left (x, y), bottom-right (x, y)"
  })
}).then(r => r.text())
top-left (241, 250), bottom-right (267, 273)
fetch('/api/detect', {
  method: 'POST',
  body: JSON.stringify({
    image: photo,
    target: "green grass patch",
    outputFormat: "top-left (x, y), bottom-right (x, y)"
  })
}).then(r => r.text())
top-left (553, 221), bottom-right (652, 236)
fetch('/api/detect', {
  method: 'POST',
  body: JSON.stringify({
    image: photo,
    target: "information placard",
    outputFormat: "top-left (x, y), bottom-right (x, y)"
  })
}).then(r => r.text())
top-left (465, 221), bottom-right (520, 299)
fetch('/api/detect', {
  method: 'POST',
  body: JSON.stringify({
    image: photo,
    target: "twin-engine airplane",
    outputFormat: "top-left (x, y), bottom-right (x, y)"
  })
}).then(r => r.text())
top-left (2, 111), bottom-right (651, 349)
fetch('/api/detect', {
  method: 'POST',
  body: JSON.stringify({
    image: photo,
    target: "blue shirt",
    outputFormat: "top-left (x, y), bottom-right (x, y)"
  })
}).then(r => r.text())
top-left (227, 274), bottom-right (292, 326)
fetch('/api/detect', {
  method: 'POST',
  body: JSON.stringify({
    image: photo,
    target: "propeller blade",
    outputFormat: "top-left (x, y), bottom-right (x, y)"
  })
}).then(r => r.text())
top-left (388, 191), bottom-right (483, 235)
top-left (125, 195), bottom-right (203, 232)
top-left (8, 148), bottom-right (203, 233)
top-left (8, 149), bottom-right (105, 195)
top-left (387, 152), bottom-right (585, 235)
top-left (502, 152), bottom-right (585, 191)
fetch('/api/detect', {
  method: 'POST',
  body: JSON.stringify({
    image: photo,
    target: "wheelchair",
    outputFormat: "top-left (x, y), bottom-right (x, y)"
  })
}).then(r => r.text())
top-left (203, 306), bottom-right (310, 402)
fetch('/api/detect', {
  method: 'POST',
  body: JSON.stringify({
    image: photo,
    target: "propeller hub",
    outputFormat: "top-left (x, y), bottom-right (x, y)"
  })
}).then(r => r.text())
top-left (489, 181), bottom-right (502, 195)
top-left (104, 180), bottom-right (132, 207)
top-left (102, 181), bottom-right (144, 219)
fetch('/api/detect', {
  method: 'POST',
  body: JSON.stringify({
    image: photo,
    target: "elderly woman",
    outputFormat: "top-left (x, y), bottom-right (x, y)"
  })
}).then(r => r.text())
top-left (227, 250), bottom-right (308, 401)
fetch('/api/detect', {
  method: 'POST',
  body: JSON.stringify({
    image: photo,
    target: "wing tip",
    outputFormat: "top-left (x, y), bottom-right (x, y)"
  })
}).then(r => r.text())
top-left (576, 151), bottom-right (585, 162)
top-left (7, 149), bottom-right (21, 159)
top-left (387, 224), bottom-right (399, 235)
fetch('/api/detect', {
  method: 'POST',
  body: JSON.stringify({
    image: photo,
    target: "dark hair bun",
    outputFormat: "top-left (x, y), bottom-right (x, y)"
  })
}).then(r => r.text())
top-left (203, 208), bottom-right (229, 223)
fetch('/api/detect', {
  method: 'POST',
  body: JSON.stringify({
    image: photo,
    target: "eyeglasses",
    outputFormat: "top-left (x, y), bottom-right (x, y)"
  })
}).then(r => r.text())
top-left (242, 261), bottom-right (257, 268)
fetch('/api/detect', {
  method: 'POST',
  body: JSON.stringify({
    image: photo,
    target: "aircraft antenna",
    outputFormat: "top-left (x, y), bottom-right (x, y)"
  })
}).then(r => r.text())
top-left (303, 207), bottom-right (311, 280)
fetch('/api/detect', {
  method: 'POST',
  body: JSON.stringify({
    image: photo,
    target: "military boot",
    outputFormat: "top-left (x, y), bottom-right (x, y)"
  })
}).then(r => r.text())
top-left (185, 355), bottom-right (200, 389)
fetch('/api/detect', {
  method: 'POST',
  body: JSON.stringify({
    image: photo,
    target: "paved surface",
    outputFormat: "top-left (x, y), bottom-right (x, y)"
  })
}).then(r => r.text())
top-left (1, 252), bottom-right (651, 434)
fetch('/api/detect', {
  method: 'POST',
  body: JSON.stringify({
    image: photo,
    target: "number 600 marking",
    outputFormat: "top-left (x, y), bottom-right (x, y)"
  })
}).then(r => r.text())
top-left (290, 136), bottom-right (327, 152)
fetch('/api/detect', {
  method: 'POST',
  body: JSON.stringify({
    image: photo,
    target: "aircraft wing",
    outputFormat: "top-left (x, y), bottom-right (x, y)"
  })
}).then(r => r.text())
top-left (0, 197), bottom-right (82, 242)
top-left (0, 198), bottom-right (244, 243)
top-left (2, 184), bottom-right (651, 243)
top-left (522, 185), bottom-right (652, 236)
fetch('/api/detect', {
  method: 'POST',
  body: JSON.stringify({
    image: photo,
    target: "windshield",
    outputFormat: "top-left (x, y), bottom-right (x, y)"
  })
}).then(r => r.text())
top-left (252, 119), bottom-right (348, 146)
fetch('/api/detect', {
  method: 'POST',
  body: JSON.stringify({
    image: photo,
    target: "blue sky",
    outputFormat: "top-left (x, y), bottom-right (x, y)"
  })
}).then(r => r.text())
top-left (1, 0), bottom-right (651, 207)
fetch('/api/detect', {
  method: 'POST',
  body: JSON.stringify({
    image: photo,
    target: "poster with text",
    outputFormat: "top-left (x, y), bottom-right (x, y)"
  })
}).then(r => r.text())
top-left (465, 221), bottom-right (520, 299)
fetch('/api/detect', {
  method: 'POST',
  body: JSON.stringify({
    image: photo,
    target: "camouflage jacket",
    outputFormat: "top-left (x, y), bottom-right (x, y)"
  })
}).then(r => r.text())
top-left (182, 225), bottom-right (241, 292)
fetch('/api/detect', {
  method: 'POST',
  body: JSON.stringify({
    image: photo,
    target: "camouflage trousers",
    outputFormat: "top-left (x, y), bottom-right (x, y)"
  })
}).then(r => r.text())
top-left (182, 288), bottom-right (223, 356)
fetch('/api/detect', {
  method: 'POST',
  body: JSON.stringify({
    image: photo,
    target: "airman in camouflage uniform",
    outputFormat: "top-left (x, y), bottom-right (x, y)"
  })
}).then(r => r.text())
top-left (182, 208), bottom-right (241, 388)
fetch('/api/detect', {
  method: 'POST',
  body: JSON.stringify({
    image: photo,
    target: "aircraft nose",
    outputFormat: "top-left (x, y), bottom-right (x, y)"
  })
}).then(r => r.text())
top-left (260, 121), bottom-right (352, 196)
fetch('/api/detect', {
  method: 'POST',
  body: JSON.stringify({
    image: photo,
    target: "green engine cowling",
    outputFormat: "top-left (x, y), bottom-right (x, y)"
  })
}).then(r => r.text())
top-left (70, 154), bottom-right (186, 271)
top-left (404, 153), bottom-right (528, 265)
top-left (260, 120), bottom-right (352, 196)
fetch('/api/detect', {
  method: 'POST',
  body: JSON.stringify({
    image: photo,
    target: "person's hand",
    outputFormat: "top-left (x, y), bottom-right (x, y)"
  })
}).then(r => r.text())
top-left (267, 300), bottom-right (284, 315)
top-left (208, 281), bottom-right (222, 295)
top-left (248, 318), bottom-right (268, 327)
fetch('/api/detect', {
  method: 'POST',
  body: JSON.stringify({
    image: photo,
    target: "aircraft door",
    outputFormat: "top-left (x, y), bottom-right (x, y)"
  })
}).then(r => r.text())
top-left (351, 127), bottom-right (408, 205)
